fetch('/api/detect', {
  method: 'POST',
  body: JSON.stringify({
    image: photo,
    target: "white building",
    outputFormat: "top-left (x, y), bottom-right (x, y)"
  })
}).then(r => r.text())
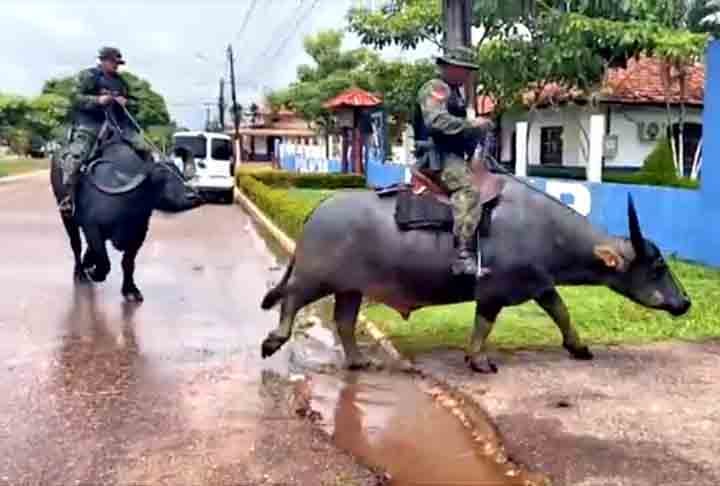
top-left (481, 56), bottom-right (705, 176)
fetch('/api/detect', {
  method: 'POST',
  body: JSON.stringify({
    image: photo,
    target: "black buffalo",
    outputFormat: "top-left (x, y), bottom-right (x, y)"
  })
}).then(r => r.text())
top-left (260, 176), bottom-right (691, 372)
top-left (51, 133), bottom-right (202, 302)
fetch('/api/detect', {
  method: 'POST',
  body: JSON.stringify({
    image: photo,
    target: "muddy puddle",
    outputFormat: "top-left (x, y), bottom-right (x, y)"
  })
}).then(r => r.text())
top-left (290, 322), bottom-right (532, 486)
top-left (258, 213), bottom-right (540, 486)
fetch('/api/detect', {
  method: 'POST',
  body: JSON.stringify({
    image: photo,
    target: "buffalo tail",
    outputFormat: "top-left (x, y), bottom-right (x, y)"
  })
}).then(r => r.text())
top-left (261, 256), bottom-right (295, 310)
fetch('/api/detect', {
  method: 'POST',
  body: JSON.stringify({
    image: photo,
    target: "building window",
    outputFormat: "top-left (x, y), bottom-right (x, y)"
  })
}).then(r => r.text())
top-left (540, 126), bottom-right (563, 165)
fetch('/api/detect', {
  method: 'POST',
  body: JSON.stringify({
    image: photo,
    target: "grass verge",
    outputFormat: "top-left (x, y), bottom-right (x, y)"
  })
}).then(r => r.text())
top-left (365, 259), bottom-right (720, 356)
top-left (237, 168), bottom-right (720, 357)
top-left (0, 158), bottom-right (49, 178)
top-left (236, 170), bottom-right (340, 239)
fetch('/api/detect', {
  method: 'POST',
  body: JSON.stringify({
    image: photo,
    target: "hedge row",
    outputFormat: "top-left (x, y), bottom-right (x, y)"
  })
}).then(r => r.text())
top-left (525, 165), bottom-right (699, 189)
top-left (236, 175), bottom-right (329, 240)
top-left (603, 172), bottom-right (699, 189)
top-left (242, 170), bottom-right (366, 189)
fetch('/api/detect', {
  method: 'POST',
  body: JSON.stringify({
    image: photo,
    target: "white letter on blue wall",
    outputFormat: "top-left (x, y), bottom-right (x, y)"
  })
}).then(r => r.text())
top-left (545, 181), bottom-right (592, 216)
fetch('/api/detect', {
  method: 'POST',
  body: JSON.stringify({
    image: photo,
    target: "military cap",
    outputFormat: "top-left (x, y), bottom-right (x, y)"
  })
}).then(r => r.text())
top-left (98, 46), bottom-right (125, 64)
top-left (435, 45), bottom-right (478, 70)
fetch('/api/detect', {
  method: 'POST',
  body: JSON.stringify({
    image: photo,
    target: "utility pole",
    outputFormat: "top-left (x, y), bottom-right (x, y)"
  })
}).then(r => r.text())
top-left (227, 44), bottom-right (242, 164)
top-left (442, 0), bottom-right (475, 117)
top-left (218, 77), bottom-right (226, 131)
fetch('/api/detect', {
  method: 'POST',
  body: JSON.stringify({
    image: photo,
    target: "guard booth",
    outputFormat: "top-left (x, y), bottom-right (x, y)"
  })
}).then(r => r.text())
top-left (324, 87), bottom-right (383, 175)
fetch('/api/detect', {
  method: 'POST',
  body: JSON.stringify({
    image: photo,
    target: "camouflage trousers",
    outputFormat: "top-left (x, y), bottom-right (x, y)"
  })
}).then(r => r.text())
top-left (440, 155), bottom-right (484, 244)
top-left (59, 124), bottom-right (148, 186)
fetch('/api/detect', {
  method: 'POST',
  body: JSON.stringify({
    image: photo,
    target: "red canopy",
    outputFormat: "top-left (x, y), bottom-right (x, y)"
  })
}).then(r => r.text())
top-left (324, 87), bottom-right (382, 110)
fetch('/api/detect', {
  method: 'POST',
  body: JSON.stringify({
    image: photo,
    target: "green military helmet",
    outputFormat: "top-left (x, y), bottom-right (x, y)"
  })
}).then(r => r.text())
top-left (435, 45), bottom-right (478, 70)
top-left (98, 46), bottom-right (125, 65)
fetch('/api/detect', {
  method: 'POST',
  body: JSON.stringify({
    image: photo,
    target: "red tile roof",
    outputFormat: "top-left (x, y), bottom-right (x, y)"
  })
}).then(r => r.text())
top-left (601, 55), bottom-right (704, 105)
top-left (476, 95), bottom-right (496, 116)
top-left (477, 55), bottom-right (705, 114)
top-left (323, 87), bottom-right (382, 109)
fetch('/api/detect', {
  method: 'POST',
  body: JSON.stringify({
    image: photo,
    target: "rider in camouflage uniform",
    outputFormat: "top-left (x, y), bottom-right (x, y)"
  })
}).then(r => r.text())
top-left (414, 46), bottom-right (496, 277)
top-left (57, 46), bottom-right (150, 215)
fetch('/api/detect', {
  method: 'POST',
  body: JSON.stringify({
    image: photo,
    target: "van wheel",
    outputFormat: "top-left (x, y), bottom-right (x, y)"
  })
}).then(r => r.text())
top-left (223, 189), bottom-right (235, 204)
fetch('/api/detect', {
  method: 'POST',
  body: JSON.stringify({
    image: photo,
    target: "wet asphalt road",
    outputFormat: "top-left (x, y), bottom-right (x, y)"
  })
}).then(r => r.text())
top-left (0, 175), bottom-right (299, 484)
top-left (0, 174), bottom-right (535, 486)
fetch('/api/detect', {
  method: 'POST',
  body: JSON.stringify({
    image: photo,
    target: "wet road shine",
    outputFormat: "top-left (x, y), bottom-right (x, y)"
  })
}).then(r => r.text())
top-left (0, 176), bottom-right (525, 486)
top-left (0, 177), bottom-right (290, 484)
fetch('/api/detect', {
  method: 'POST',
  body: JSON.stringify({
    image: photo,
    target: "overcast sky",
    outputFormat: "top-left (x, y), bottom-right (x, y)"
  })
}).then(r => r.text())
top-left (0, 0), bottom-right (435, 129)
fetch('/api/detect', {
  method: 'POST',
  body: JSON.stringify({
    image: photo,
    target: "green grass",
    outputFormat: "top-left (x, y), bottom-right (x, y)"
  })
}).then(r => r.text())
top-left (287, 188), bottom-right (335, 206)
top-left (365, 259), bottom-right (720, 356)
top-left (237, 169), bottom-right (720, 356)
top-left (0, 158), bottom-right (49, 177)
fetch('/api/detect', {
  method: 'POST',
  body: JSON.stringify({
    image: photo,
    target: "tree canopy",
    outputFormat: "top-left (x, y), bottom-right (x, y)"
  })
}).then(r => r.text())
top-left (267, 29), bottom-right (436, 141)
top-left (348, 0), bottom-right (712, 114)
top-left (266, 30), bottom-right (379, 132)
top-left (42, 70), bottom-right (171, 129)
top-left (0, 70), bottom-right (174, 155)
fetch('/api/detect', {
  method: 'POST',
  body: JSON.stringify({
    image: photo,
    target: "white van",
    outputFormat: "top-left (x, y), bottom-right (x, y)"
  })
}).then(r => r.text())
top-left (171, 131), bottom-right (235, 203)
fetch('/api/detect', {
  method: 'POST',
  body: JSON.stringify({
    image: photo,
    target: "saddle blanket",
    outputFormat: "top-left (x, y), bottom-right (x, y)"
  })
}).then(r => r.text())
top-left (393, 190), bottom-right (453, 232)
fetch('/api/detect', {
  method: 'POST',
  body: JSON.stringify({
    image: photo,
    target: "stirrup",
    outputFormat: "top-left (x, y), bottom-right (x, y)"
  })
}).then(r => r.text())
top-left (476, 233), bottom-right (491, 277)
top-left (58, 196), bottom-right (74, 216)
top-left (451, 248), bottom-right (478, 276)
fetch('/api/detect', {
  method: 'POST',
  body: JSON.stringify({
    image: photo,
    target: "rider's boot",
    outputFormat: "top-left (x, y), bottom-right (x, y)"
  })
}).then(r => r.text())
top-left (451, 242), bottom-right (492, 277)
top-left (451, 241), bottom-right (478, 277)
top-left (58, 156), bottom-right (80, 217)
top-left (58, 194), bottom-right (73, 216)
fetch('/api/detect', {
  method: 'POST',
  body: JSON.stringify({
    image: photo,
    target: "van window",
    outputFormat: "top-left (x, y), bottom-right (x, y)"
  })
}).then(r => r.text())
top-left (211, 139), bottom-right (232, 160)
top-left (173, 135), bottom-right (207, 159)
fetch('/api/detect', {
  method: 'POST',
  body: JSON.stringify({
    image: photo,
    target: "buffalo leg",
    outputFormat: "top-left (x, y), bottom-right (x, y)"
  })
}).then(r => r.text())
top-left (333, 292), bottom-right (369, 370)
top-left (261, 294), bottom-right (301, 359)
top-left (535, 288), bottom-right (593, 360)
top-left (83, 226), bottom-right (110, 283)
top-left (121, 244), bottom-right (144, 303)
top-left (466, 303), bottom-right (501, 373)
top-left (61, 216), bottom-right (88, 283)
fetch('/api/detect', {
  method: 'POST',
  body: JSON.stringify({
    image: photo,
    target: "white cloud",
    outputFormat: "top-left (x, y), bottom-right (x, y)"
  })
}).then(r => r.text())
top-left (0, 0), bottom-right (434, 129)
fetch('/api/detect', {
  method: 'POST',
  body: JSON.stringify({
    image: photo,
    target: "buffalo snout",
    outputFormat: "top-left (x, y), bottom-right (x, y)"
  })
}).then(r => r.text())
top-left (668, 295), bottom-right (691, 317)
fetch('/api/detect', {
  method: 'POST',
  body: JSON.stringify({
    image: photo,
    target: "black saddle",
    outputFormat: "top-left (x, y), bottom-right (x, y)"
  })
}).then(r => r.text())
top-left (82, 133), bottom-right (151, 195)
top-left (375, 184), bottom-right (498, 236)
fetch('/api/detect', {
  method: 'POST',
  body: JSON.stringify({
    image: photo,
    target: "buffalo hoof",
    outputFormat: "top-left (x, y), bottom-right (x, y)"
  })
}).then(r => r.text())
top-left (89, 269), bottom-right (108, 283)
top-left (261, 332), bottom-right (289, 359)
top-left (465, 355), bottom-right (498, 374)
top-left (122, 288), bottom-right (144, 303)
top-left (346, 356), bottom-right (373, 371)
top-left (74, 268), bottom-right (91, 284)
top-left (566, 344), bottom-right (594, 361)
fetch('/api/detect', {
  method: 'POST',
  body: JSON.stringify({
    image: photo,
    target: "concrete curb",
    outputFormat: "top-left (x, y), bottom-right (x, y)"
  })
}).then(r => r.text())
top-left (0, 170), bottom-right (49, 185)
top-left (234, 186), bottom-right (406, 365)
top-left (233, 184), bottom-right (542, 484)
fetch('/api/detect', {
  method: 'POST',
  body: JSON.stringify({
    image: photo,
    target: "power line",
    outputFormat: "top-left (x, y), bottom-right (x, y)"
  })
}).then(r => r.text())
top-left (241, 0), bottom-right (319, 82)
top-left (236, 0), bottom-right (260, 41)
top-left (238, 1), bottom-right (307, 78)
top-left (264, 0), bottom-right (321, 76)
top-left (233, 0), bottom-right (260, 61)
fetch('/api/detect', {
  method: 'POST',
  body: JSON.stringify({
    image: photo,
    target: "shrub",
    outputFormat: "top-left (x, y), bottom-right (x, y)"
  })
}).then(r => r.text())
top-left (643, 137), bottom-right (678, 180)
top-left (601, 138), bottom-right (698, 189)
top-left (239, 170), bottom-right (366, 190)
top-left (7, 128), bottom-right (31, 156)
top-left (237, 175), bottom-right (327, 239)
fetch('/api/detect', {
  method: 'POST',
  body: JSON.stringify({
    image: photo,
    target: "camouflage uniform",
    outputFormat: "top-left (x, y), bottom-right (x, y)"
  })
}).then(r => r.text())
top-left (58, 47), bottom-right (149, 214)
top-left (415, 48), bottom-right (494, 276)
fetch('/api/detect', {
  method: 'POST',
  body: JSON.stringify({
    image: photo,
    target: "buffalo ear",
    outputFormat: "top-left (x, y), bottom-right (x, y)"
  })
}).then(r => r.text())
top-left (594, 245), bottom-right (625, 270)
top-left (627, 194), bottom-right (645, 258)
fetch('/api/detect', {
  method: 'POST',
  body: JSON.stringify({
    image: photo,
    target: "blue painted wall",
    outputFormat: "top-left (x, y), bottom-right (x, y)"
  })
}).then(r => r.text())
top-left (527, 178), bottom-right (710, 263)
top-left (366, 158), bottom-right (409, 188)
